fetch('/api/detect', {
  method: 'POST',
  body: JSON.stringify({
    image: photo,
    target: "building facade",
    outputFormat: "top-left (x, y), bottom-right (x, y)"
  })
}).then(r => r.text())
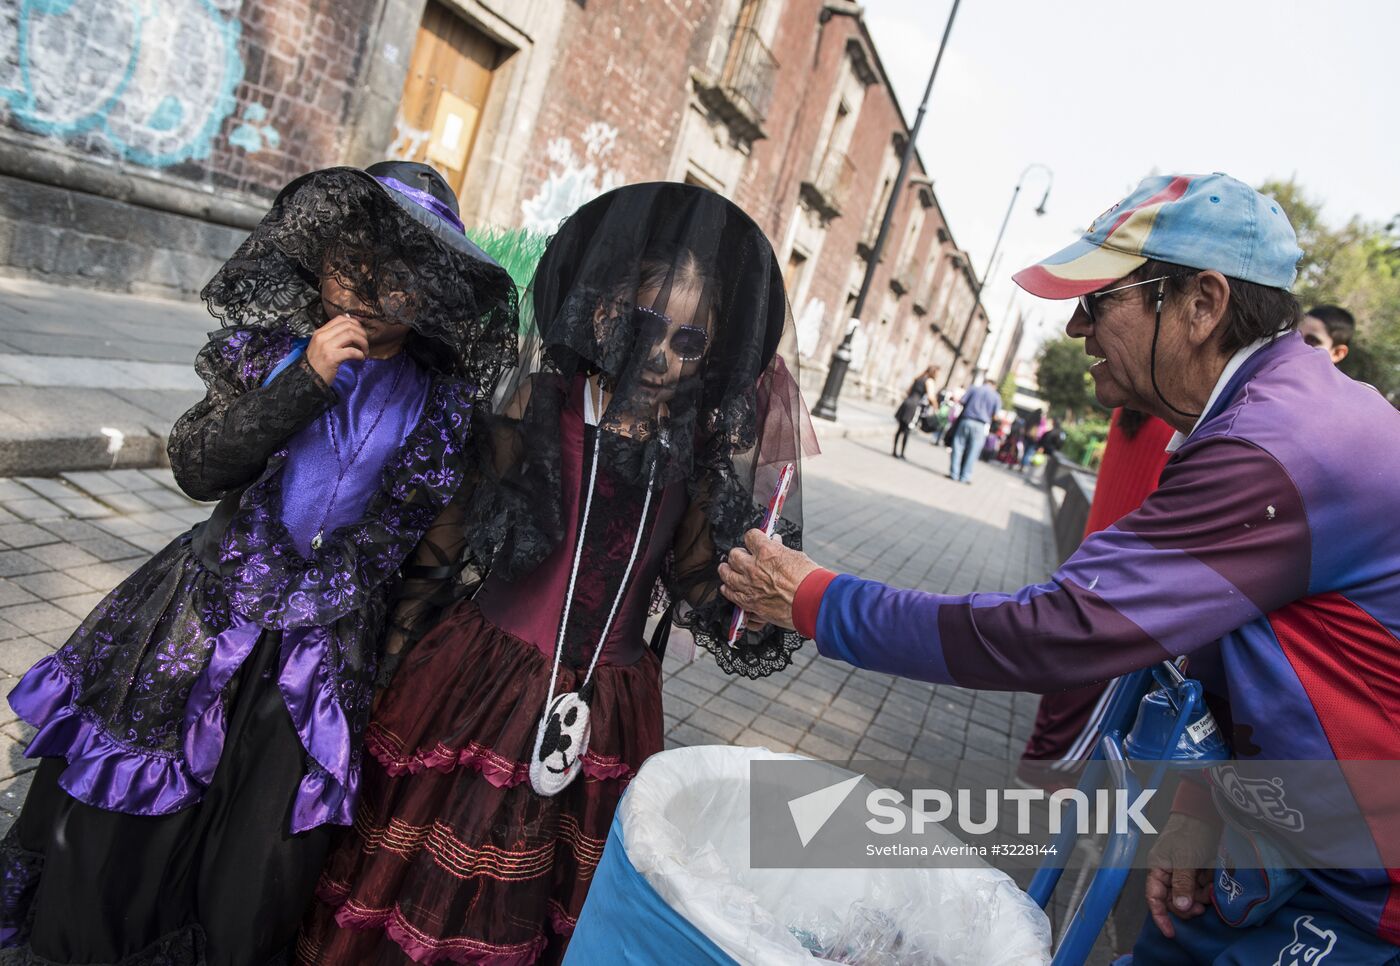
top-left (0, 0), bottom-right (991, 400)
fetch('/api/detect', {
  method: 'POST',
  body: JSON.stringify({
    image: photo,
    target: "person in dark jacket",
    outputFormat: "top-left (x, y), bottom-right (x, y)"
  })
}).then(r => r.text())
top-left (893, 365), bottom-right (938, 459)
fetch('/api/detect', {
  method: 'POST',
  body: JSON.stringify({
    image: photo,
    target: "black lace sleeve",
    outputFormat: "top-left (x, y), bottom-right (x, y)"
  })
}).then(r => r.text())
top-left (666, 483), bottom-right (804, 679)
top-left (168, 328), bottom-right (337, 502)
top-left (376, 495), bottom-right (469, 688)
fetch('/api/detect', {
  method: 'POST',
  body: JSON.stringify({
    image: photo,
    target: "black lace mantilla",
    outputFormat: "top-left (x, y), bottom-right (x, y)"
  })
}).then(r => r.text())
top-left (200, 166), bottom-right (517, 390)
top-left (462, 183), bottom-right (816, 677)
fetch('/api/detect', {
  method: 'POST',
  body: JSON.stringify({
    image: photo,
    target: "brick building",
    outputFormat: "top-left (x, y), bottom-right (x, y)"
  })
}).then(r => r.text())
top-left (0, 0), bottom-right (991, 400)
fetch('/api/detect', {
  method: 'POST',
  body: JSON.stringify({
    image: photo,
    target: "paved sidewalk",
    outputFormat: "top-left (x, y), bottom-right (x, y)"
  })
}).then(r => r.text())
top-left (807, 394), bottom-right (900, 446)
top-left (0, 466), bottom-right (210, 820)
top-left (659, 433), bottom-right (1050, 764)
top-left (0, 274), bottom-right (900, 472)
top-left (0, 276), bottom-right (209, 476)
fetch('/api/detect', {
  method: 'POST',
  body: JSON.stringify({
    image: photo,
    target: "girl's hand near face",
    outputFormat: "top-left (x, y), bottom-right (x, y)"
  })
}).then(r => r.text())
top-left (306, 315), bottom-right (369, 385)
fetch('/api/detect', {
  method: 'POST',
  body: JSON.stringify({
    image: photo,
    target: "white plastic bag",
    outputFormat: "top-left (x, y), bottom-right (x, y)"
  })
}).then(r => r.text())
top-left (618, 745), bottom-right (1051, 966)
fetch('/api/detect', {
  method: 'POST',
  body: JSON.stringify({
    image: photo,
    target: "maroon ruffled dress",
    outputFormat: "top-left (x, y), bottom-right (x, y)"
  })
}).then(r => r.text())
top-left (299, 380), bottom-right (686, 964)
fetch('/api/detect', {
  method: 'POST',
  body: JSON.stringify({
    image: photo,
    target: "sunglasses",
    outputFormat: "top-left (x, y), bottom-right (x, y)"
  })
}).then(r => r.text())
top-left (633, 305), bottom-right (709, 362)
top-left (1077, 275), bottom-right (1175, 324)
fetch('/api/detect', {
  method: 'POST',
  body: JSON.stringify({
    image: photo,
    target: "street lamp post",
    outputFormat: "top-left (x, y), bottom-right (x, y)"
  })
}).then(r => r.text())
top-left (941, 163), bottom-right (1052, 393)
top-left (812, 0), bottom-right (961, 422)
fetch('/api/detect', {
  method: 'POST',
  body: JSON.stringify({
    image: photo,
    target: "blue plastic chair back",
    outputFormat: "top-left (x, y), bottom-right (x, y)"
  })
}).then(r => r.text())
top-left (1030, 662), bottom-right (1228, 966)
top-left (565, 816), bottom-right (737, 965)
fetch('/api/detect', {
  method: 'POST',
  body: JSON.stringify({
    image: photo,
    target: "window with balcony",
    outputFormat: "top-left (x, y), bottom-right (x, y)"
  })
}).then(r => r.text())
top-left (889, 202), bottom-right (925, 296)
top-left (913, 255), bottom-right (939, 315)
top-left (799, 100), bottom-right (856, 222)
top-left (857, 143), bottom-right (902, 259)
top-left (693, 0), bottom-right (779, 145)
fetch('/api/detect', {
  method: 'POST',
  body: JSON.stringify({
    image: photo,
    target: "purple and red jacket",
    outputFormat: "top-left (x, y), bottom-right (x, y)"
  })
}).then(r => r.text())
top-left (796, 332), bottom-right (1400, 942)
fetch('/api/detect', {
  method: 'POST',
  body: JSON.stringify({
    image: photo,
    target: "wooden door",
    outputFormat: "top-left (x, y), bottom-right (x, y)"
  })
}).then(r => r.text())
top-left (394, 2), bottom-right (502, 196)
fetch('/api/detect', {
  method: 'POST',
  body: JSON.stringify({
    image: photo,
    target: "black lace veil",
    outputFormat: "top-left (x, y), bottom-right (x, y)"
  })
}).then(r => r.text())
top-left (463, 182), bottom-right (818, 677)
top-left (200, 164), bottom-right (518, 387)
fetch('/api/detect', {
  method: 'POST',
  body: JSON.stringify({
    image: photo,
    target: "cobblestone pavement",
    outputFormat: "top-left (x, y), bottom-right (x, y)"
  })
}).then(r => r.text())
top-left (0, 433), bottom-right (1097, 950)
top-left (659, 434), bottom-right (1051, 765)
top-left (0, 434), bottom-right (1054, 823)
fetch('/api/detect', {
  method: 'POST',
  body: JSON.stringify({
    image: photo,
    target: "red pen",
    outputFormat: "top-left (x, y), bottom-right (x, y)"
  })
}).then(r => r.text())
top-left (726, 463), bottom-right (796, 648)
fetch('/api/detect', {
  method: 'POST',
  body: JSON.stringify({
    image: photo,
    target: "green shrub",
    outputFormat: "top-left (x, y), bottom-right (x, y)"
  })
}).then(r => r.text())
top-left (1061, 418), bottom-right (1111, 468)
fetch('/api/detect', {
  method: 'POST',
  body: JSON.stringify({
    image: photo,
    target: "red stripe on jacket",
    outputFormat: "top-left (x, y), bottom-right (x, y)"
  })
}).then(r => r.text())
top-left (1270, 593), bottom-right (1400, 942)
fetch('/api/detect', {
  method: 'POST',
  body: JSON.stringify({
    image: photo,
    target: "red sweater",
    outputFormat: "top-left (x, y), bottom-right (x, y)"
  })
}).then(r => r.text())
top-left (1081, 409), bottom-right (1175, 538)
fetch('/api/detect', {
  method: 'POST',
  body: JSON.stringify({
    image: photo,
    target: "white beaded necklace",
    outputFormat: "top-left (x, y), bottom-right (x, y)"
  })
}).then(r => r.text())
top-left (529, 378), bottom-right (656, 796)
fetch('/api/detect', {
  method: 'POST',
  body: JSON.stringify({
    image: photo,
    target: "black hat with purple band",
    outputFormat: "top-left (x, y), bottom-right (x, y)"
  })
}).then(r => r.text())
top-left (361, 160), bottom-right (502, 269)
top-left (263, 160), bottom-right (503, 273)
top-left (203, 159), bottom-right (518, 384)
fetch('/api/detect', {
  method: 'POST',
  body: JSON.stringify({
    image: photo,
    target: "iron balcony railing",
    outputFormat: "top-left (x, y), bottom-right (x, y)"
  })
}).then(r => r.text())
top-left (695, 23), bottom-right (778, 141)
top-left (716, 24), bottom-right (777, 121)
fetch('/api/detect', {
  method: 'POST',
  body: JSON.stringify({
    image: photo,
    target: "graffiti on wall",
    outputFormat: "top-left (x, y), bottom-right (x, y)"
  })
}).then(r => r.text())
top-left (520, 121), bottom-right (624, 233)
top-left (387, 112), bottom-right (431, 164)
top-left (0, 0), bottom-right (269, 168)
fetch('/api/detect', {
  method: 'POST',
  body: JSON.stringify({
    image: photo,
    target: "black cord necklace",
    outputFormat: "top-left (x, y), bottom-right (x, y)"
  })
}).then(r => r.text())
top-left (310, 353), bottom-right (410, 551)
top-left (1148, 282), bottom-right (1202, 421)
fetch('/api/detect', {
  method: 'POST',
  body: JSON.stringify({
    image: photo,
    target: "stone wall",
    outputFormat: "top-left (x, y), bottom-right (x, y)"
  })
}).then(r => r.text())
top-left (0, 175), bottom-right (247, 300)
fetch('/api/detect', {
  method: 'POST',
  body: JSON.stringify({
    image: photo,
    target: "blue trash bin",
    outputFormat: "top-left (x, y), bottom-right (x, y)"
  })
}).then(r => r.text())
top-left (566, 745), bottom-right (1052, 965)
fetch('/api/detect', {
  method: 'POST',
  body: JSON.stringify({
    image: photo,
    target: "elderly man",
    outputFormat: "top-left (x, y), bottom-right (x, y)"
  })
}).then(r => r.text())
top-left (720, 173), bottom-right (1400, 964)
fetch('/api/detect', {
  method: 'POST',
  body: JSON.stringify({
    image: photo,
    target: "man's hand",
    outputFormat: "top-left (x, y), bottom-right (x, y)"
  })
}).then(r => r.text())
top-left (718, 529), bottom-right (822, 631)
top-left (1145, 812), bottom-right (1219, 938)
top-left (306, 315), bottom-right (369, 385)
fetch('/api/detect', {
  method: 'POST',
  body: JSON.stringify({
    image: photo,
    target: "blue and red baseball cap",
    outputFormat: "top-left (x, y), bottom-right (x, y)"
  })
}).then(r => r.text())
top-left (1013, 173), bottom-right (1302, 300)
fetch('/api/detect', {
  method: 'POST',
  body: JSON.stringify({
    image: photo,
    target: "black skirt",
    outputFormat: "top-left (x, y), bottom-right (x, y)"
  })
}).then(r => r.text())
top-left (0, 631), bottom-right (335, 966)
top-left (895, 395), bottom-right (922, 425)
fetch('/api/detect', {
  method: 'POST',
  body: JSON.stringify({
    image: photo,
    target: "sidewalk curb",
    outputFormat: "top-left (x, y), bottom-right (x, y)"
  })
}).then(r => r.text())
top-left (811, 421), bottom-right (892, 445)
top-left (0, 431), bottom-right (170, 477)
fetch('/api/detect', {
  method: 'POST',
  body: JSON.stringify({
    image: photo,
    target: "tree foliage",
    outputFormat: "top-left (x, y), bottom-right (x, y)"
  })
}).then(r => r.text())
top-left (1035, 336), bottom-right (1097, 419)
top-left (998, 369), bottom-right (1017, 410)
top-left (1258, 179), bottom-right (1400, 402)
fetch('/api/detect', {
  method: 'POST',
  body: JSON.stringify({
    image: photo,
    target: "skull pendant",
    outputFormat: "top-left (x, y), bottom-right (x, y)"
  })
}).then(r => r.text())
top-left (529, 692), bottom-right (591, 796)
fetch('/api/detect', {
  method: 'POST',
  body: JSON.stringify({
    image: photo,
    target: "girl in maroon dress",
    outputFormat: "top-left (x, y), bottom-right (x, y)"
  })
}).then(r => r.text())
top-left (298, 183), bottom-right (816, 964)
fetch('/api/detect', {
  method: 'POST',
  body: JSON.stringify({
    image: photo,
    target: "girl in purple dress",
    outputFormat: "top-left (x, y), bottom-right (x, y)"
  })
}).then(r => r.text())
top-left (0, 162), bottom-right (516, 965)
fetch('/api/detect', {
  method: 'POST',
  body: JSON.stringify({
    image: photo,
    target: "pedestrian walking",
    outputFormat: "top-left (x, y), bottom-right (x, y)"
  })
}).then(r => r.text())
top-left (297, 183), bottom-right (814, 965)
top-left (948, 376), bottom-right (1001, 483)
top-left (1016, 410), bottom-right (1046, 471)
top-left (0, 163), bottom-right (518, 963)
top-left (893, 365), bottom-right (938, 459)
top-left (720, 173), bottom-right (1400, 964)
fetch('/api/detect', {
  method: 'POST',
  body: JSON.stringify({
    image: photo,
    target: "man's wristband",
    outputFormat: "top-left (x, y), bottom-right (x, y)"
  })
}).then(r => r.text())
top-left (793, 568), bottom-right (838, 639)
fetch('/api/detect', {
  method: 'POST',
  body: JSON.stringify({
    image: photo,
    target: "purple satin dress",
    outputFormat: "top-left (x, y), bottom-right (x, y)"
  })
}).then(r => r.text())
top-left (10, 354), bottom-right (431, 832)
top-left (281, 357), bottom-right (430, 556)
top-left (196, 355), bottom-right (430, 830)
